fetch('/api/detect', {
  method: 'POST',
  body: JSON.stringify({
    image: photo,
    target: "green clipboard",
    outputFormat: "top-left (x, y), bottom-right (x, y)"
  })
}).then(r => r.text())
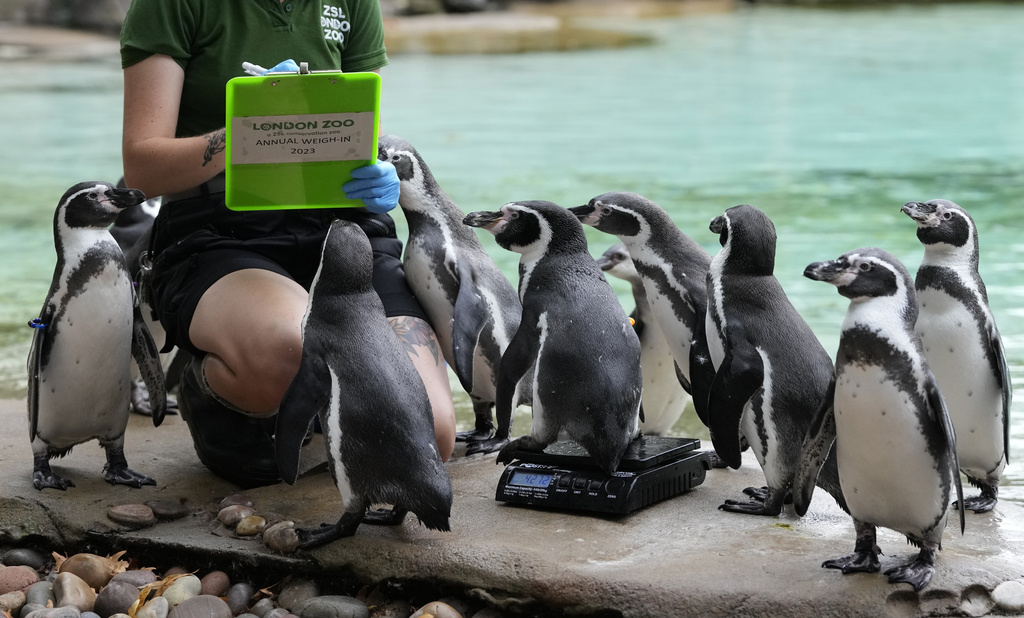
top-left (225, 69), bottom-right (381, 211)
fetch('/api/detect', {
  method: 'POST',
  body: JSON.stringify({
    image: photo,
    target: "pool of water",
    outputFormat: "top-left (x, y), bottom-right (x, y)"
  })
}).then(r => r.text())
top-left (1, 3), bottom-right (1022, 502)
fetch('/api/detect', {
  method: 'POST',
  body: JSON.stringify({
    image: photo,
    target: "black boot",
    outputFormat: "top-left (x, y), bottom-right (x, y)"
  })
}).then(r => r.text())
top-left (177, 357), bottom-right (281, 488)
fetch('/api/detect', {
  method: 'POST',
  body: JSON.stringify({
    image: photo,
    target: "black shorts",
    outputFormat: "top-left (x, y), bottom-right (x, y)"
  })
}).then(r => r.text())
top-left (148, 192), bottom-right (428, 356)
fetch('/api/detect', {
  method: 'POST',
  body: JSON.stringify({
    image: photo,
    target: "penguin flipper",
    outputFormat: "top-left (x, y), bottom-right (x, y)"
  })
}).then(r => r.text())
top-left (276, 356), bottom-right (329, 484)
top-left (793, 378), bottom-right (837, 517)
top-left (926, 375), bottom-right (965, 534)
top-left (131, 304), bottom-right (167, 427)
top-left (707, 342), bottom-right (764, 470)
top-left (687, 321), bottom-right (715, 428)
top-left (26, 309), bottom-right (50, 442)
top-left (451, 260), bottom-right (488, 393)
top-left (988, 323), bottom-right (1012, 464)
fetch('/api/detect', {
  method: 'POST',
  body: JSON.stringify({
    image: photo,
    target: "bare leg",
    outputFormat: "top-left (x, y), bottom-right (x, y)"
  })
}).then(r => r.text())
top-left (388, 316), bottom-right (456, 462)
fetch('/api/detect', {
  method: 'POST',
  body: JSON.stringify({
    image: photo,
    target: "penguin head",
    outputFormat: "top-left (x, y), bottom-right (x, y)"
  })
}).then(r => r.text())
top-left (709, 205), bottom-right (776, 275)
top-left (596, 242), bottom-right (640, 284)
top-left (56, 181), bottom-right (146, 230)
top-left (570, 192), bottom-right (666, 241)
top-left (901, 199), bottom-right (978, 259)
top-left (377, 134), bottom-right (436, 208)
top-left (804, 247), bottom-right (916, 310)
top-left (464, 201), bottom-right (586, 259)
top-left (315, 219), bottom-right (375, 295)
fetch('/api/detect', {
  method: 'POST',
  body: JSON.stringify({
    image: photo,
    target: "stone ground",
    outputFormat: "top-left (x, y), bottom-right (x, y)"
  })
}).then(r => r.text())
top-left (1, 398), bottom-right (1023, 617)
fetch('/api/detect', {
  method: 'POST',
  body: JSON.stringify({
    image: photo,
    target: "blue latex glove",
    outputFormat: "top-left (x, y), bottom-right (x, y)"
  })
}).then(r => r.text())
top-left (343, 161), bottom-right (400, 214)
top-left (262, 59), bottom-right (299, 75)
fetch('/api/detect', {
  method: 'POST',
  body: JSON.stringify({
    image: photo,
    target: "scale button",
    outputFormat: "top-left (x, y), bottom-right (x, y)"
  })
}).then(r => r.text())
top-left (605, 478), bottom-right (625, 494)
top-left (589, 479), bottom-right (603, 491)
top-left (573, 477), bottom-right (588, 490)
top-left (557, 474), bottom-right (572, 488)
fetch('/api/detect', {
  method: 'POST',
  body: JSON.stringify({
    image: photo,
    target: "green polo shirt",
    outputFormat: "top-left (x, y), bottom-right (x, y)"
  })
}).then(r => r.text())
top-left (120, 0), bottom-right (388, 138)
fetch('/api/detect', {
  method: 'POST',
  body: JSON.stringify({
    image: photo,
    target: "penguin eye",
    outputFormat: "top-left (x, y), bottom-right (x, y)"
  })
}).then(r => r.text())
top-left (509, 211), bottom-right (520, 220)
top-left (858, 262), bottom-right (872, 272)
top-left (941, 211), bottom-right (953, 221)
top-left (88, 192), bottom-right (98, 199)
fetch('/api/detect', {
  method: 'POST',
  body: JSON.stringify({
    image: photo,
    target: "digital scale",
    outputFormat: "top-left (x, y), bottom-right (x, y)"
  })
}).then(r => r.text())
top-left (495, 436), bottom-right (711, 515)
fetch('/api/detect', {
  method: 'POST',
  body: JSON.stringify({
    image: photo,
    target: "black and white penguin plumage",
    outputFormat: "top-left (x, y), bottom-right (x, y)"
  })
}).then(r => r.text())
top-left (376, 135), bottom-right (523, 452)
top-left (464, 201), bottom-right (642, 473)
top-left (27, 181), bottom-right (166, 490)
top-left (797, 247), bottom-right (964, 591)
top-left (596, 242), bottom-right (689, 436)
top-left (902, 199), bottom-right (1010, 513)
top-left (275, 219), bottom-right (452, 548)
top-left (569, 193), bottom-right (716, 432)
top-left (706, 205), bottom-right (845, 515)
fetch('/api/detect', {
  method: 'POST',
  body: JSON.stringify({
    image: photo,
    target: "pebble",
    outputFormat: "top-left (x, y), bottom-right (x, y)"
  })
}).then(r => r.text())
top-left (109, 570), bottom-right (157, 588)
top-left (224, 582), bottom-right (256, 616)
top-left (410, 601), bottom-right (462, 618)
top-left (262, 522), bottom-right (300, 555)
top-left (236, 614), bottom-right (259, 618)
top-left (370, 600), bottom-right (413, 618)
top-left (0, 590), bottom-right (26, 612)
top-left (163, 568), bottom-right (189, 578)
top-left (277, 580), bottom-right (319, 612)
top-left (219, 494), bottom-right (255, 510)
top-left (262, 609), bottom-right (290, 618)
top-left (25, 581), bottom-right (54, 607)
top-left (23, 607), bottom-right (82, 618)
top-left (106, 505), bottom-right (157, 529)
top-left (146, 501), bottom-right (190, 521)
top-left (0, 565), bottom-right (41, 595)
top-left (161, 575), bottom-right (201, 608)
top-left (136, 596), bottom-right (169, 618)
top-left (249, 598), bottom-right (275, 618)
top-left (83, 612), bottom-right (101, 618)
top-left (52, 572), bottom-right (96, 613)
top-left (20, 602), bottom-right (46, 618)
top-left (234, 516), bottom-right (266, 537)
top-left (167, 596), bottom-right (233, 618)
top-left (217, 506), bottom-right (256, 529)
top-left (993, 579), bottom-right (1024, 613)
top-left (296, 596), bottom-right (369, 618)
top-left (2, 549), bottom-right (50, 571)
top-left (199, 572), bottom-right (230, 597)
top-left (58, 554), bottom-right (125, 591)
top-left (93, 581), bottom-right (139, 618)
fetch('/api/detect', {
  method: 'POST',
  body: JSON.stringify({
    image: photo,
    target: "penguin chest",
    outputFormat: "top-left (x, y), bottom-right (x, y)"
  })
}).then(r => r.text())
top-left (833, 364), bottom-right (947, 535)
top-left (638, 318), bottom-right (689, 434)
top-left (403, 242), bottom-right (457, 354)
top-left (916, 289), bottom-right (1005, 475)
top-left (36, 264), bottom-right (134, 445)
top-left (644, 285), bottom-right (695, 380)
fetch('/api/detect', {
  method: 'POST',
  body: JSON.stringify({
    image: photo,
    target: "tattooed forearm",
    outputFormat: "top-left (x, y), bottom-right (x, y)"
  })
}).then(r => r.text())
top-left (388, 316), bottom-right (443, 366)
top-left (202, 129), bottom-right (226, 167)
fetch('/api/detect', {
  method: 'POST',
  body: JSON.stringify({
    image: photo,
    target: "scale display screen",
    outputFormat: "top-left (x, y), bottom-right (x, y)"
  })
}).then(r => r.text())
top-left (509, 471), bottom-right (553, 488)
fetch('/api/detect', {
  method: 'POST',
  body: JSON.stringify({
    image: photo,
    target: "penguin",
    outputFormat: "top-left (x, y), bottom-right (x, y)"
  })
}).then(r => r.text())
top-left (596, 242), bottom-right (690, 436)
top-left (796, 247), bottom-right (964, 591)
top-left (463, 201), bottom-right (642, 473)
top-left (27, 181), bottom-right (167, 490)
top-left (902, 199), bottom-right (1010, 513)
top-left (705, 205), bottom-right (846, 515)
top-left (569, 192), bottom-right (718, 457)
top-left (275, 219), bottom-right (452, 548)
top-left (376, 135), bottom-right (524, 451)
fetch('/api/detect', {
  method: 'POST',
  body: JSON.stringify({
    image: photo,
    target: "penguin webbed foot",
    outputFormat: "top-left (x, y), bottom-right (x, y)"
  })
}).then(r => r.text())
top-left (362, 507), bottom-right (408, 526)
top-left (822, 550), bottom-right (881, 574)
top-left (103, 462), bottom-right (156, 488)
top-left (956, 485), bottom-right (998, 514)
top-left (129, 379), bottom-right (179, 417)
top-left (465, 436), bottom-right (510, 457)
top-left (706, 450), bottom-right (731, 469)
top-left (883, 549), bottom-right (936, 591)
top-left (495, 436), bottom-right (549, 466)
top-left (718, 487), bottom-right (786, 516)
top-left (32, 469), bottom-right (75, 491)
top-left (455, 428), bottom-right (494, 443)
top-left (297, 511), bottom-right (363, 549)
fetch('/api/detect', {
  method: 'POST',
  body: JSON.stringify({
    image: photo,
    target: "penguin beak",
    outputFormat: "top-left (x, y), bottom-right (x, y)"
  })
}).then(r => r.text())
top-left (568, 203), bottom-right (599, 226)
top-left (804, 257), bottom-right (852, 285)
top-left (901, 201), bottom-right (937, 225)
top-left (109, 186), bottom-right (147, 210)
top-left (463, 210), bottom-right (504, 231)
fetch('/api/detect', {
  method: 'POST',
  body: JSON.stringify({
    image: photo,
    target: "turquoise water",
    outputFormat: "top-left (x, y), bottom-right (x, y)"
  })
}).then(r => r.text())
top-left (1, 4), bottom-right (1022, 501)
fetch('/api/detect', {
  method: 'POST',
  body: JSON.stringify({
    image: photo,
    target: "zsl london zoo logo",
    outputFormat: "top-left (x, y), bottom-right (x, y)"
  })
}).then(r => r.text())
top-left (322, 5), bottom-right (350, 43)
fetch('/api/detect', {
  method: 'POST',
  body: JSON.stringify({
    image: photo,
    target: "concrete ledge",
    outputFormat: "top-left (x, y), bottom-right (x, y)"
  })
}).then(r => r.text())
top-left (1, 398), bottom-right (1022, 617)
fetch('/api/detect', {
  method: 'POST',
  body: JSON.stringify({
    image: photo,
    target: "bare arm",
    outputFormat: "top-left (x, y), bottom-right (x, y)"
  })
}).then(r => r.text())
top-left (122, 54), bottom-right (226, 198)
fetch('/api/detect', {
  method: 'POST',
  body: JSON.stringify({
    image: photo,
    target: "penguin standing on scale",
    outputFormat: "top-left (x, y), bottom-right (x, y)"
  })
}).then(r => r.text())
top-left (275, 219), bottom-right (452, 548)
top-left (797, 247), bottom-right (964, 591)
top-left (27, 181), bottom-right (166, 490)
top-left (705, 205), bottom-right (845, 515)
top-left (570, 193), bottom-right (718, 450)
top-left (902, 199), bottom-right (1010, 513)
top-left (596, 242), bottom-right (690, 436)
top-left (377, 135), bottom-right (524, 453)
top-left (464, 201), bottom-right (642, 473)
